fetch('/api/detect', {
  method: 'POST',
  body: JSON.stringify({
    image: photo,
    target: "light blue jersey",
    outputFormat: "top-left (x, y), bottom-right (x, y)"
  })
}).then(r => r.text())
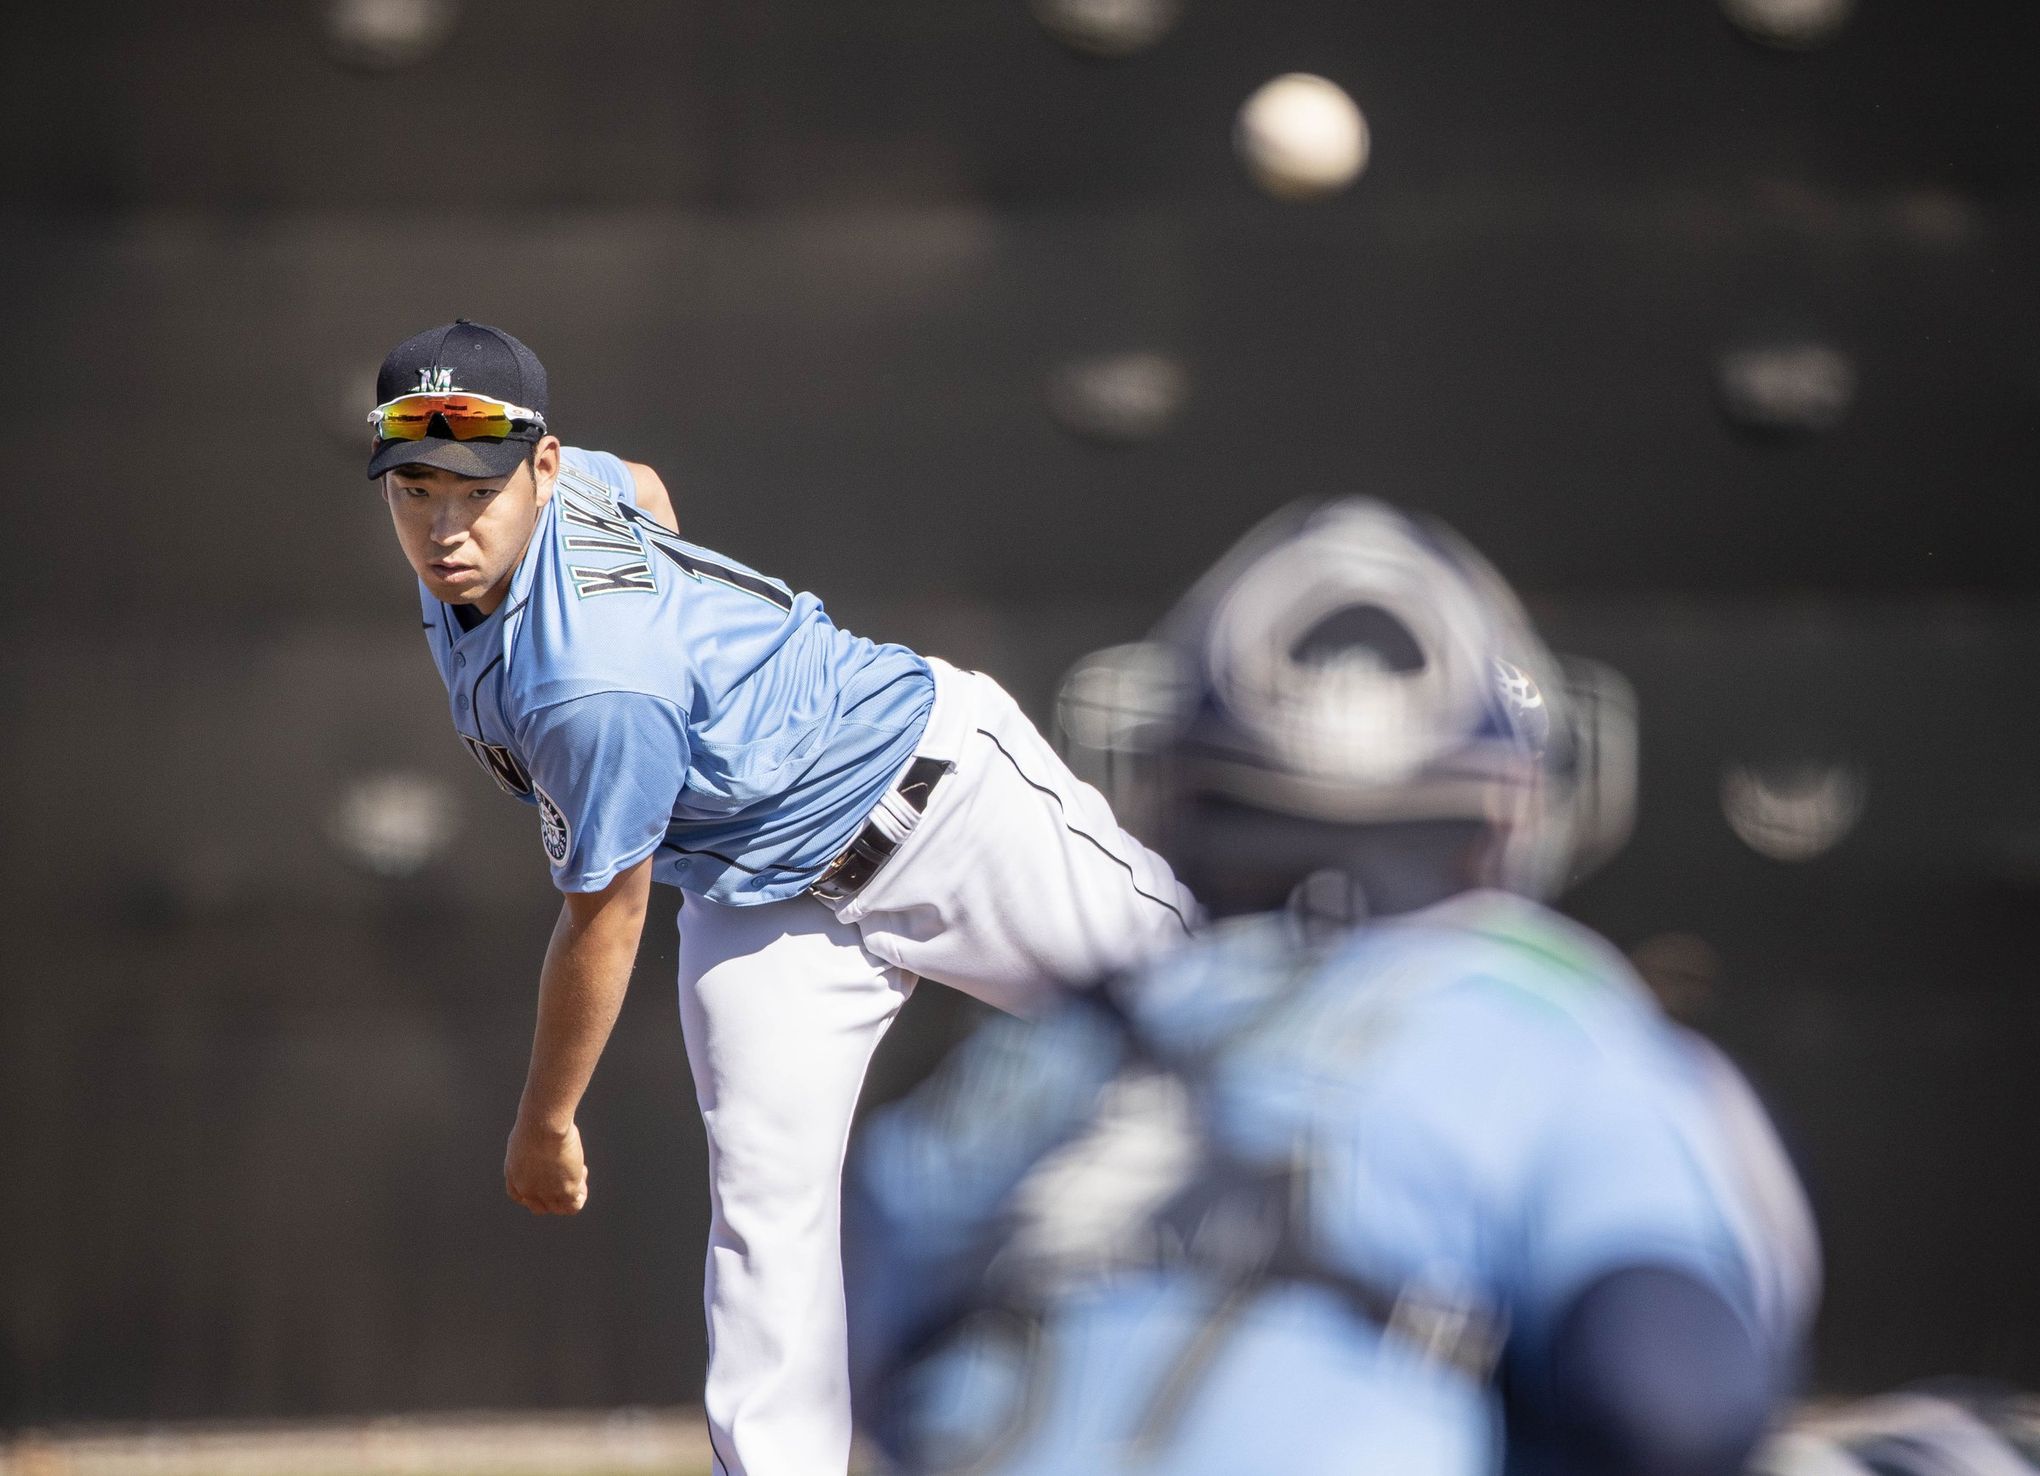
top-left (848, 892), bottom-right (1817, 1474)
top-left (420, 447), bottom-right (935, 902)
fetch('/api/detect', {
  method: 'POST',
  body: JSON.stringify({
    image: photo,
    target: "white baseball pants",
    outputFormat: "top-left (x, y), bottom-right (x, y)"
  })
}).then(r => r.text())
top-left (676, 660), bottom-right (1196, 1476)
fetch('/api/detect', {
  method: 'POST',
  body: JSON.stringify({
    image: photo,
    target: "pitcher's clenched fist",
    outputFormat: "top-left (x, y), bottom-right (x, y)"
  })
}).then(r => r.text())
top-left (506, 1116), bottom-right (588, 1215)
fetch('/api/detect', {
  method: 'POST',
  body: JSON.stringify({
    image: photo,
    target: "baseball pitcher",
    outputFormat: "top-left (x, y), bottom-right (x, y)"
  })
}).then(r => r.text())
top-left (365, 320), bottom-right (1196, 1476)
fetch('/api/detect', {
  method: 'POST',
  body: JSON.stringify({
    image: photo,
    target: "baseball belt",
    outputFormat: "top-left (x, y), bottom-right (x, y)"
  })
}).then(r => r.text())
top-left (807, 755), bottom-right (954, 905)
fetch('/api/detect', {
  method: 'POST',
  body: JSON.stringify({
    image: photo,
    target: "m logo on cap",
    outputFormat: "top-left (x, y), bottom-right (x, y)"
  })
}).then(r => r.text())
top-left (415, 366), bottom-right (455, 392)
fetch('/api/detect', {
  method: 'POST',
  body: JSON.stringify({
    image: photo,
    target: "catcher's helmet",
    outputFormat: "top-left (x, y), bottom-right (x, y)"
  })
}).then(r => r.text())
top-left (1056, 499), bottom-right (1634, 909)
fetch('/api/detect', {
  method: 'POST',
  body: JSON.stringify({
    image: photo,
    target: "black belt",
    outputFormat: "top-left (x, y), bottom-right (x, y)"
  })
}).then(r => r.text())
top-left (808, 755), bottom-right (953, 905)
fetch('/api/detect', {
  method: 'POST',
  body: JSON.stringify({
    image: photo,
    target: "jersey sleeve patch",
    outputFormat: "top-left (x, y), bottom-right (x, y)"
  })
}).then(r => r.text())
top-left (520, 692), bottom-right (688, 892)
top-left (535, 781), bottom-right (572, 866)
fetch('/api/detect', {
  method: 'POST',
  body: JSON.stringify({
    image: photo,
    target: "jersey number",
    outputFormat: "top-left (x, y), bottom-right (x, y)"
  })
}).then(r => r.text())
top-left (624, 506), bottom-right (795, 611)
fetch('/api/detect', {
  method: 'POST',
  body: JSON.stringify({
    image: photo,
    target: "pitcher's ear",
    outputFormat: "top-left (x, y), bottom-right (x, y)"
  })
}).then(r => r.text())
top-left (530, 437), bottom-right (562, 502)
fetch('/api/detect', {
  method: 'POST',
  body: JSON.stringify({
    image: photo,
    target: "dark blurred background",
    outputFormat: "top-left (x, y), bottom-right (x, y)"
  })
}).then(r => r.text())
top-left (2, 0), bottom-right (2036, 1428)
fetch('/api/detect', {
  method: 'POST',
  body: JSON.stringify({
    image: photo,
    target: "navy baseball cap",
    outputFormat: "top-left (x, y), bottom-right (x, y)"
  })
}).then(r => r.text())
top-left (366, 319), bottom-right (551, 480)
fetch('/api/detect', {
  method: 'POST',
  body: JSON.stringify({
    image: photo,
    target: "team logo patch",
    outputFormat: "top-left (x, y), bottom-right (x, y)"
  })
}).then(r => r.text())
top-left (1492, 658), bottom-right (1551, 753)
top-left (535, 783), bottom-right (571, 866)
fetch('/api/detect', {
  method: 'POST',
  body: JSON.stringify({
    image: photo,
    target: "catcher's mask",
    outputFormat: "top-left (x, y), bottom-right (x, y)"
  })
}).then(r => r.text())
top-left (1055, 498), bottom-right (1635, 916)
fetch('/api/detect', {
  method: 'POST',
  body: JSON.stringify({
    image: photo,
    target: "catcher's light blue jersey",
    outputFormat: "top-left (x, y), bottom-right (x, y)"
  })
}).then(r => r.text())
top-left (849, 891), bottom-right (1818, 1474)
top-left (421, 447), bottom-right (934, 901)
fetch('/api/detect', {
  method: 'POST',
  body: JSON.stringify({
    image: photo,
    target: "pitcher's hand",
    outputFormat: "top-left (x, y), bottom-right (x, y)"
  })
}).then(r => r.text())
top-left (505, 1116), bottom-right (588, 1215)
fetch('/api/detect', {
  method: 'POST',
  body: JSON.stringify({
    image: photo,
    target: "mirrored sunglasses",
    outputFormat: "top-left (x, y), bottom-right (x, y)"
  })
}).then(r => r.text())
top-left (368, 392), bottom-right (546, 442)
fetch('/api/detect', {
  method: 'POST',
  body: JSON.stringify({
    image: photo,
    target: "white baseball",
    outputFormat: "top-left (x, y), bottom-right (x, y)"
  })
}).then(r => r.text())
top-left (1720, 0), bottom-right (1854, 48)
top-left (1235, 73), bottom-right (1370, 201)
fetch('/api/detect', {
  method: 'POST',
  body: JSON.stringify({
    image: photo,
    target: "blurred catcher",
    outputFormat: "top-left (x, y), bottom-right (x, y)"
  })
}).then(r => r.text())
top-left (846, 499), bottom-right (1819, 1475)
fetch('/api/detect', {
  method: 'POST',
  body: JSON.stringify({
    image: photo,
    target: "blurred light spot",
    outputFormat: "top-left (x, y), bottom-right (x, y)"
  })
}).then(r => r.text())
top-left (1721, 0), bottom-right (1853, 48)
top-left (1235, 74), bottom-right (1370, 201)
top-left (1722, 759), bottom-right (1865, 862)
top-left (116, 847), bottom-right (243, 932)
top-left (1045, 351), bottom-right (1190, 446)
top-left (1630, 932), bottom-right (1723, 1022)
top-left (328, 771), bottom-right (459, 877)
top-left (1030, 0), bottom-right (1183, 58)
top-left (1715, 339), bottom-right (1856, 437)
top-left (319, 363), bottom-right (382, 453)
top-left (1887, 189), bottom-right (1983, 250)
top-left (321, 0), bottom-right (461, 71)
